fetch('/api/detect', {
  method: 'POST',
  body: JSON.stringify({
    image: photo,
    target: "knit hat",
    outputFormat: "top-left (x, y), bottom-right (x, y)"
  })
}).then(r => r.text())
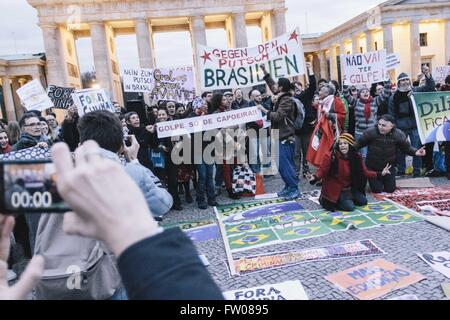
top-left (397, 72), bottom-right (410, 82)
top-left (192, 97), bottom-right (204, 110)
top-left (338, 133), bottom-right (356, 146)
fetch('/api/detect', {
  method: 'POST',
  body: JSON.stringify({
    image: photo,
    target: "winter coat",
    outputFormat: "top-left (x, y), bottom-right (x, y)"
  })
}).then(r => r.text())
top-left (295, 74), bottom-right (317, 134)
top-left (12, 133), bottom-right (45, 151)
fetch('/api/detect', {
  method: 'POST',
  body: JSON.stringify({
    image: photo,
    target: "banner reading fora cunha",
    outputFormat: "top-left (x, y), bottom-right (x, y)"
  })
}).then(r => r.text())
top-left (412, 91), bottom-right (450, 144)
top-left (197, 28), bottom-right (306, 90)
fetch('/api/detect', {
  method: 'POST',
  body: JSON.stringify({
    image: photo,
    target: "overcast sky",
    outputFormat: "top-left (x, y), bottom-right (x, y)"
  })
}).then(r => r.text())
top-left (0, 0), bottom-right (386, 73)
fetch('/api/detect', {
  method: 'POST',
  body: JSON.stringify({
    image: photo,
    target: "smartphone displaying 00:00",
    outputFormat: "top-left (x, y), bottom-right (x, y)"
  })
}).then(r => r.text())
top-left (0, 160), bottom-right (70, 213)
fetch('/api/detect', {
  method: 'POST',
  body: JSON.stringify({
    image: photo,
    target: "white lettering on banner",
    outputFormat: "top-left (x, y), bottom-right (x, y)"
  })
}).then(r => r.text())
top-left (223, 280), bottom-right (308, 300)
top-left (198, 28), bottom-right (305, 90)
top-left (16, 80), bottom-right (54, 112)
top-left (433, 66), bottom-right (450, 85)
top-left (71, 88), bottom-right (115, 117)
top-left (123, 66), bottom-right (195, 104)
top-left (156, 107), bottom-right (263, 138)
top-left (341, 50), bottom-right (389, 86)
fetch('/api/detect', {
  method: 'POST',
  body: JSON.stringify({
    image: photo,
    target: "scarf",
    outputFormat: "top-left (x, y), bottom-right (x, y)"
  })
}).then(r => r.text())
top-left (360, 96), bottom-right (374, 123)
top-left (319, 95), bottom-right (334, 117)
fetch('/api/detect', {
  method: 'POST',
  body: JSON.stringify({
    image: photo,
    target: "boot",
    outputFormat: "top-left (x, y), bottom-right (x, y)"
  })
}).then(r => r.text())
top-left (227, 189), bottom-right (241, 200)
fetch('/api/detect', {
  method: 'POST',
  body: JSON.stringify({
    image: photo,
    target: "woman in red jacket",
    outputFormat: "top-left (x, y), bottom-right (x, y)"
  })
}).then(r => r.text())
top-left (309, 133), bottom-right (391, 212)
top-left (0, 129), bottom-right (12, 154)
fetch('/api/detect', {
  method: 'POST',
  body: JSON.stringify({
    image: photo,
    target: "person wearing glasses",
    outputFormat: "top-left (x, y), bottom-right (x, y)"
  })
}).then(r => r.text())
top-left (12, 113), bottom-right (48, 151)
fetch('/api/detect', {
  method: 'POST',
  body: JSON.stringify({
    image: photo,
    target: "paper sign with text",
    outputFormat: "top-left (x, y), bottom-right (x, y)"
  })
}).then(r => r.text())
top-left (223, 280), bottom-right (308, 300)
top-left (341, 49), bottom-right (388, 86)
top-left (71, 88), bottom-right (115, 117)
top-left (16, 80), bottom-right (53, 112)
top-left (47, 85), bottom-right (75, 109)
top-left (433, 66), bottom-right (450, 85)
top-left (417, 252), bottom-right (450, 278)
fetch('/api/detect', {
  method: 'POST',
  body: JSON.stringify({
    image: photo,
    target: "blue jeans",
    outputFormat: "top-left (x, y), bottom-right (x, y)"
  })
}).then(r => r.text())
top-left (214, 164), bottom-right (223, 188)
top-left (261, 130), bottom-right (272, 169)
top-left (396, 128), bottom-right (422, 174)
top-left (278, 141), bottom-right (299, 190)
top-left (248, 135), bottom-right (261, 174)
top-left (355, 132), bottom-right (367, 158)
top-left (108, 287), bottom-right (128, 300)
top-left (196, 162), bottom-right (216, 204)
top-left (337, 190), bottom-right (368, 212)
top-left (369, 171), bottom-right (396, 193)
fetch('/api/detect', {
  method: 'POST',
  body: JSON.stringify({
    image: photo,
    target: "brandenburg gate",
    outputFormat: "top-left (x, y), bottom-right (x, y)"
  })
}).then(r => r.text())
top-left (27, 0), bottom-right (288, 106)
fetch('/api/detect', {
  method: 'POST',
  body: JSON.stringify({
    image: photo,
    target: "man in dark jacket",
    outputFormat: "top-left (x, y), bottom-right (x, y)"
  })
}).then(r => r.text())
top-left (258, 64), bottom-right (299, 200)
top-left (388, 66), bottom-right (435, 176)
top-left (293, 62), bottom-right (316, 177)
top-left (355, 114), bottom-right (426, 193)
top-left (231, 88), bottom-right (249, 110)
top-left (13, 113), bottom-right (48, 151)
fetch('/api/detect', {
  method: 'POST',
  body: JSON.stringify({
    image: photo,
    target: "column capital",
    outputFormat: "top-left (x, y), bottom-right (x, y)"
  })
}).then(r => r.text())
top-left (135, 18), bottom-right (149, 24)
top-left (273, 7), bottom-right (288, 14)
top-left (38, 23), bottom-right (58, 29)
top-left (89, 21), bottom-right (106, 27)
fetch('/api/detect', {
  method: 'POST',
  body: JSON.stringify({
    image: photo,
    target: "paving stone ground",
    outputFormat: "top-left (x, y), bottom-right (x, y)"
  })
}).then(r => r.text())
top-left (162, 174), bottom-right (450, 300)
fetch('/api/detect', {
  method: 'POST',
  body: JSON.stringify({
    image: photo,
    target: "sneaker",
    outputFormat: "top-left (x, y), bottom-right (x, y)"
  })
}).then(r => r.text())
top-left (186, 193), bottom-right (193, 204)
top-left (198, 202), bottom-right (207, 210)
top-left (208, 200), bottom-right (219, 207)
top-left (277, 186), bottom-right (290, 197)
top-left (284, 188), bottom-right (300, 201)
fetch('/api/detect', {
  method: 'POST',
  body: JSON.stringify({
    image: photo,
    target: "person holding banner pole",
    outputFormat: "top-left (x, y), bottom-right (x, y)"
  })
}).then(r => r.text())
top-left (388, 66), bottom-right (435, 176)
top-left (258, 64), bottom-right (300, 201)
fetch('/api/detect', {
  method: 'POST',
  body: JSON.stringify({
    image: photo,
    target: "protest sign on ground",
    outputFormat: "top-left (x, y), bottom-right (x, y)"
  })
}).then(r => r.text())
top-left (47, 85), bottom-right (75, 109)
top-left (411, 91), bottom-right (450, 144)
top-left (198, 28), bottom-right (305, 90)
top-left (123, 66), bottom-right (195, 104)
top-left (71, 88), bottom-right (115, 117)
top-left (16, 79), bottom-right (53, 112)
top-left (417, 252), bottom-right (450, 278)
top-left (433, 66), bottom-right (450, 84)
top-left (223, 280), bottom-right (309, 300)
top-left (156, 106), bottom-right (263, 138)
top-left (325, 258), bottom-right (425, 300)
top-left (340, 50), bottom-right (388, 87)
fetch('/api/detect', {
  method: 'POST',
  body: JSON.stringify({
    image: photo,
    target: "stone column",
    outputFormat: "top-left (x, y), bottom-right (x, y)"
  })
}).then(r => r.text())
top-left (135, 19), bottom-right (155, 69)
top-left (39, 24), bottom-right (64, 87)
top-left (446, 20), bottom-right (450, 65)
top-left (190, 16), bottom-right (207, 94)
top-left (1, 77), bottom-right (16, 121)
top-left (319, 50), bottom-right (329, 80)
top-left (329, 46), bottom-right (338, 81)
top-left (90, 22), bottom-right (114, 99)
top-left (339, 40), bottom-right (347, 55)
top-left (260, 12), bottom-right (274, 41)
top-left (365, 30), bottom-right (374, 52)
top-left (383, 24), bottom-right (394, 54)
top-left (352, 34), bottom-right (360, 54)
top-left (231, 12), bottom-right (248, 48)
top-left (410, 20), bottom-right (422, 78)
top-left (272, 8), bottom-right (287, 37)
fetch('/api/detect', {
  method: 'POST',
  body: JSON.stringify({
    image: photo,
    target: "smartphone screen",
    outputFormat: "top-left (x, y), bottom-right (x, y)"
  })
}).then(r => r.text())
top-left (0, 161), bottom-right (70, 213)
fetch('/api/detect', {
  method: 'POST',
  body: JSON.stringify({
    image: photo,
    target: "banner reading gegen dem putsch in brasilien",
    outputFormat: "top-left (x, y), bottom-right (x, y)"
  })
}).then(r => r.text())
top-left (197, 27), bottom-right (306, 90)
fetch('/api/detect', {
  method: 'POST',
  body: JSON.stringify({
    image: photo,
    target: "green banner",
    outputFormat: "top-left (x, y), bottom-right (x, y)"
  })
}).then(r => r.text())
top-left (412, 91), bottom-right (450, 144)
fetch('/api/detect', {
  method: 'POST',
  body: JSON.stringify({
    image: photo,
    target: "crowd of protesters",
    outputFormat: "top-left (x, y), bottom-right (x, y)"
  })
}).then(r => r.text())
top-left (0, 61), bottom-right (450, 300)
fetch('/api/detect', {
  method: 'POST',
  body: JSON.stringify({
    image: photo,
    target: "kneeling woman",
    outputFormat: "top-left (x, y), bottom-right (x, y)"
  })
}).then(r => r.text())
top-left (309, 133), bottom-right (391, 212)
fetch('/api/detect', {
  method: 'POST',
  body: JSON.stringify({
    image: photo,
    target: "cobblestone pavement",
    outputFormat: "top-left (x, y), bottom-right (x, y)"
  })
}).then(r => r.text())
top-left (162, 174), bottom-right (450, 300)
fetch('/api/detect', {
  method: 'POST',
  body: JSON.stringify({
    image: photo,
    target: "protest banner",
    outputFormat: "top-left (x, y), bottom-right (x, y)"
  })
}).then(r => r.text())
top-left (433, 66), bottom-right (450, 84)
top-left (325, 258), bottom-right (425, 300)
top-left (123, 66), bottom-right (195, 104)
top-left (223, 280), bottom-right (309, 300)
top-left (385, 53), bottom-right (400, 70)
top-left (156, 106), bottom-right (263, 138)
top-left (46, 85), bottom-right (75, 109)
top-left (16, 79), bottom-right (54, 112)
top-left (198, 28), bottom-right (305, 90)
top-left (411, 91), bottom-right (450, 144)
top-left (340, 49), bottom-right (388, 87)
top-left (71, 88), bottom-right (115, 117)
top-left (417, 252), bottom-right (450, 278)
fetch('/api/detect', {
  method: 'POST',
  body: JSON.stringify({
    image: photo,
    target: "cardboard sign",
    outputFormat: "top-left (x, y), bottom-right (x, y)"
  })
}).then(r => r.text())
top-left (223, 280), bottom-right (308, 300)
top-left (156, 106), bottom-right (263, 138)
top-left (418, 252), bottom-right (450, 278)
top-left (16, 80), bottom-right (54, 112)
top-left (198, 28), bottom-right (305, 90)
top-left (47, 85), bottom-right (75, 109)
top-left (71, 88), bottom-right (115, 117)
top-left (325, 258), bottom-right (425, 300)
top-left (123, 66), bottom-right (195, 103)
top-left (341, 50), bottom-right (388, 86)
top-left (433, 66), bottom-right (450, 84)
top-left (411, 91), bottom-right (450, 144)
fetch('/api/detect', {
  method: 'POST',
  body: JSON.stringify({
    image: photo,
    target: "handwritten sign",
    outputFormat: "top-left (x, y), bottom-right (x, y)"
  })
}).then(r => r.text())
top-left (385, 53), bottom-right (400, 70)
top-left (341, 50), bottom-right (388, 86)
top-left (16, 80), bottom-right (53, 112)
top-left (198, 28), bottom-right (305, 90)
top-left (223, 280), bottom-right (308, 300)
top-left (47, 85), bottom-right (75, 109)
top-left (433, 66), bottom-right (450, 84)
top-left (418, 252), bottom-right (450, 278)
top-left (71, 88), bottom-right (115, 117)
top-left (325, 258), bottom-right (425, 300)
top-left (156, 106), bottom-right (263, 138)
top-left (123, 66), bottom-right (195, 104)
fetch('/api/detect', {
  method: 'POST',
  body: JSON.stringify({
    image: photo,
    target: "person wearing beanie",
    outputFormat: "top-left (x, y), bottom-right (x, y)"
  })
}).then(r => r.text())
top-left (388, 65), bottom-right (435, 176)
top-left (257, 63), bottom-right (300, 201)
top-left (308, 133), bottom-right (391, 212)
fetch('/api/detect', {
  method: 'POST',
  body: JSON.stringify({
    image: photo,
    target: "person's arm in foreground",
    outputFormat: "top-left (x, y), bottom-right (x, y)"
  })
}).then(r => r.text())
top-left (52, 141), bottom-right (223, 300)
